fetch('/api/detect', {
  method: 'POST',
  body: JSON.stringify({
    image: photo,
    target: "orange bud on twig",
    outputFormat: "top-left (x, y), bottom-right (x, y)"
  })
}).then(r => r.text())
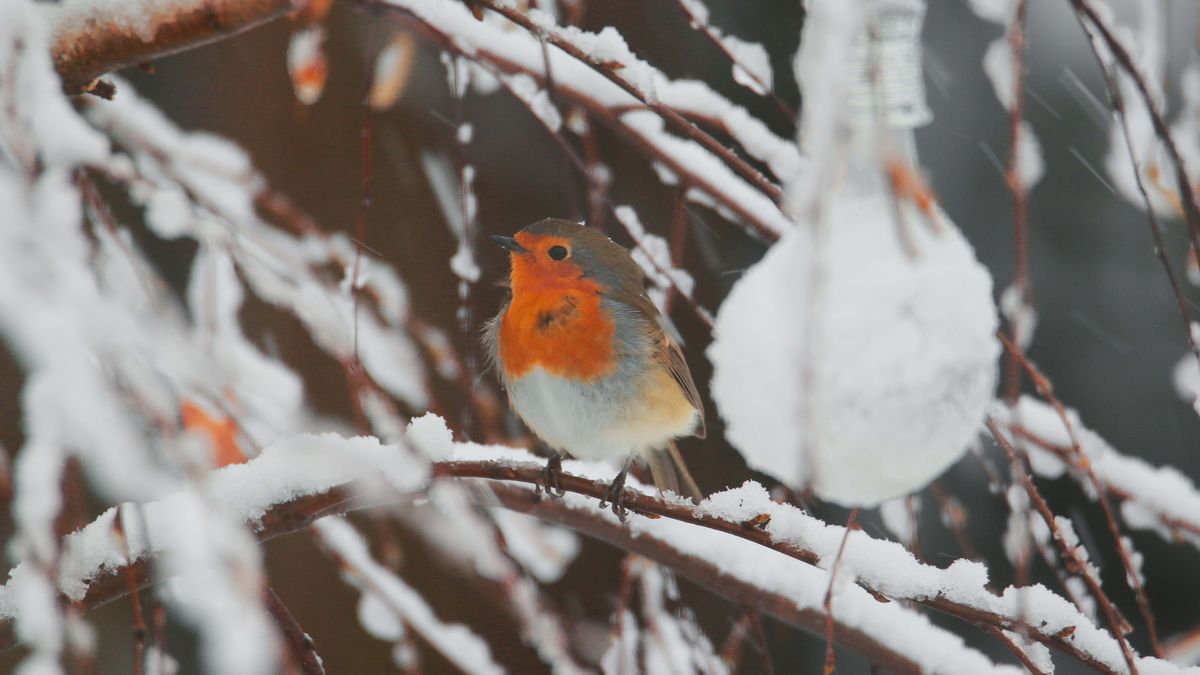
top-left (180, 401), bottom-right (246, 468)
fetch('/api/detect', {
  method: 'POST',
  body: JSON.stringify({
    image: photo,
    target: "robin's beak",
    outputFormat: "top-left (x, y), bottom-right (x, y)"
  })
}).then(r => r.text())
top-left (490, 235), bottom-right (530, 254)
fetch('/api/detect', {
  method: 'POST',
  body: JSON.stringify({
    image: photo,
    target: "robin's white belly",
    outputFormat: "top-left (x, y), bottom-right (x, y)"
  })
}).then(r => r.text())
top-left (506, 365), bottom-right (697, 462)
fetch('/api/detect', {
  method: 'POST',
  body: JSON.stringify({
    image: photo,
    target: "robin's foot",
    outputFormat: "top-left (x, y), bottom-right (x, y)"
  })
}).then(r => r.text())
top-left (536, 454), bottom-right (565, 498)
top-left (599, 462), bottom-right (632, 522)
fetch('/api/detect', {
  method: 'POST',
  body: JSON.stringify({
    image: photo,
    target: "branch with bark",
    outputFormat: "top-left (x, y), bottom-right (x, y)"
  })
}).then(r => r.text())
top-left (47, 0), bottom-right (293, 93)
top-left (0, 444), bottom-right (1172, 674)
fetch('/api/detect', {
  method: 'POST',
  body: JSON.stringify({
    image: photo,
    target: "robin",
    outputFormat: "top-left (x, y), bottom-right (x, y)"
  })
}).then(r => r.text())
top-left (484, 218), bottom-right (705, 519)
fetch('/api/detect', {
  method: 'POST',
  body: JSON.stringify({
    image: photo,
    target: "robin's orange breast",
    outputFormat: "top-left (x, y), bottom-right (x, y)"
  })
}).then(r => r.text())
top-left (498, 281), bottom-right (616, 381)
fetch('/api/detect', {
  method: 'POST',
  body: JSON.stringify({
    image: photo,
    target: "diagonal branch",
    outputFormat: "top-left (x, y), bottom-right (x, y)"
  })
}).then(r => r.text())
top-left (43, 0), bottom-right (794, 239)
top-left (369, 0), bottom-right (791, 240)
top-left (1068, 3), bottom-right (1200, 375)
top-left (987, 418), bottom-right (1140, 675)
top-left (474, 0), bottom-right (785, 204)
top-left (46, 0), bottom-right (293, 93)
top-left (1068, 0), bottom-right (1200, 260)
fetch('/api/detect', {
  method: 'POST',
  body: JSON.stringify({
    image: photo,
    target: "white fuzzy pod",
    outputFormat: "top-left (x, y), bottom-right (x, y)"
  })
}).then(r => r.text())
top-left (708, 194), bottom-right (999, 506)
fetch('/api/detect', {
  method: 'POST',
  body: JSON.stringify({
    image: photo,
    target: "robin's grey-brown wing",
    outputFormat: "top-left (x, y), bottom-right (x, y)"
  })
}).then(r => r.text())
top-left (622, 292), bottom-right (707, 439)
top-left (549, 219), bottom-right (706, 437)
top-left (659, 328), bottom-right (707, 439)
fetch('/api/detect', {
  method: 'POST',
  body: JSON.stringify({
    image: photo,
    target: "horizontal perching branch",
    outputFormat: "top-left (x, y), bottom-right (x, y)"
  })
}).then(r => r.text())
top-left (0, 458), bottom-right (1130, 674)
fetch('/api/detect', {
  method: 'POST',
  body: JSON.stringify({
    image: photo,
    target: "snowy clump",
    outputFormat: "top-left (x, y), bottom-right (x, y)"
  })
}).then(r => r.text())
top-left (708, 194), bottom-right (999, 506)
top-left (1173, 325), bottom-right (1200, 417)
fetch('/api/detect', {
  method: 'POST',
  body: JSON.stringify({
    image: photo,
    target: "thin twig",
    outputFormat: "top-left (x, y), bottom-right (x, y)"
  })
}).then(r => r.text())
top-left (1069, 5), bottom-right (1200, 377)
top-left (263, 587), bottom-right (326, 675)
top-left (986, 418), bottom-right (1140, 675)
top-left (351, 102), bottom-right (372, 368)
top-left (999, 332), bottom-right (1164, 655)
top-left (113, 507), bottom-right (147, 675)
top-left (666, 0), bottom-right (797, 124)
top-left (985, 625), bottom-right (1048, 675)
top-left (1003, 0), bottom-right (1032, 403)
top-left (823, 508), bottom-right (859, 675)
top-left (1069, 0), bottom-right (1200, 261)
top-left (477, 0), bottom-right (784, 205)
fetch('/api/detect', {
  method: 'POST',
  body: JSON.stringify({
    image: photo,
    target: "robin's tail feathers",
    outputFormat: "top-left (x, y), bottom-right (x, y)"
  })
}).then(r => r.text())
top-left (646, 440), bottom-right (703, 503)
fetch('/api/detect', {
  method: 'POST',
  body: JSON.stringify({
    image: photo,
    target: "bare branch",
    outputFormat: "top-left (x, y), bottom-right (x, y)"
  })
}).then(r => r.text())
top-left (1068, 3), bottom-right (1200, 375)
top-left (263, 587), bottom-right (326, 675)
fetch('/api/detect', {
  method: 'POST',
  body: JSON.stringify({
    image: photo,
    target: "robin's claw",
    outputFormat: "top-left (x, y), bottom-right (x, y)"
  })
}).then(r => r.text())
top-left (600, 462), bottom-right (632, 523)
top-left (537, 454), bottom-right (566, 499)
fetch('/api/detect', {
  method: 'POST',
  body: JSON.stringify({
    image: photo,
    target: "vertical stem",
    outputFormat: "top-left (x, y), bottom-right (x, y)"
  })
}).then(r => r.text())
top-left (823, 507), bottom-right (859, 675)
top-left (114, 507), bottom-right (146, 675)
top-left (1003, 0), bottom-right (1031, 404)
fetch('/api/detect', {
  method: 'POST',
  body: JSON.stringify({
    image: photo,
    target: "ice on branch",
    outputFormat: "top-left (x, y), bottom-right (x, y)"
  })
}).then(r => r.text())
top-left (454, 441), bottom-right (1173, 673)
top-left (605, 560), bottom-right (727, 675)
top-left (370, 32), bottom-right (417, 111)
top-left (1174, 324), bottom-right (1200, 416)
top-left (287, 25), bottom-right (329, 106)
top-left (676, 0), bottom-right (773, 97)
top-left (422, 152), bottom-right (481, 284)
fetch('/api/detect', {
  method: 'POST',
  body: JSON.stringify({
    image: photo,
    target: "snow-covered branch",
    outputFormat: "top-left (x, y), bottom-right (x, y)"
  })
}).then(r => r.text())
top-left (41, 0), bottom-right (798, 238)
top-left (995, 396), bottom-right (1200, 550)
top-left (44, 0), bottom-right (292, 93)
top-left (1, 427), bottom-right (1183, 674)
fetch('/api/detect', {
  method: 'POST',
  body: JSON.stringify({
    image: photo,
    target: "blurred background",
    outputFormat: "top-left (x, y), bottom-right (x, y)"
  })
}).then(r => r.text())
top-left (3, 0), bottom-right (1200, 672)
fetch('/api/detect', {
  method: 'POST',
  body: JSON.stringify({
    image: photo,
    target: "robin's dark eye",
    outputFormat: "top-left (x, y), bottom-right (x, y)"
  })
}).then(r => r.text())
top-left (548, 245), bottom-right (569, 261)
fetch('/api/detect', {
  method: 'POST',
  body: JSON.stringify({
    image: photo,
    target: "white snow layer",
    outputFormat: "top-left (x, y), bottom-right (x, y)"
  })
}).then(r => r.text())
top-left (450, 441), bottom-right (1187, 674)
top-left (82, 80), bottom-right (429, 410)
top-left (709, 193), bottom-right (1000, 506)
top-left (315, 518), bottom-right (505, 675)
top-left (381, 0), bottom-right (798, 236)
top-left (1174, 327), bottom-right (1200, 417)
top-left (0, 433), bottom-right (429, 619)
top-left (3, 414), bottom-right (1191, 673)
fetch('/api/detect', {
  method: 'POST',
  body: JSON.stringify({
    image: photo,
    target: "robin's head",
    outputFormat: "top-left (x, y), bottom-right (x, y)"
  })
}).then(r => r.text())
top-left (491, 218), bottom-right (642, 295)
